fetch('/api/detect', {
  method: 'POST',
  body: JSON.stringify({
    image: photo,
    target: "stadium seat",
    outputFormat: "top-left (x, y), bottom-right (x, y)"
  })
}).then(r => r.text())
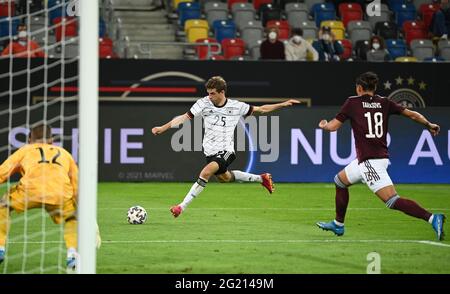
top-left (228, 0), bottom-right (247, 10)
top-left (210, 54), bottom-right (225, 60)
top-left (196, 38), bottom-right (221, 59)
top-left (438, 39), bottom-right (450, 60)
top-left (367, 4), bottom-right (392, 29)
top-left (266, 20), bottom-right (291, 40)
top-left (0, 17), bottom-right (19, 38)
top-left (354, 39), bottom-right (370, 60)
top-left (366, 49), bottom-right (389, 62)
top-left (0, 2), bottom-right (15, 17)
top-left (339, 3), bottom-right (363, 28)
top-left (388, 0), bottom-right (408, 11)
top-left (411, 39), bottom-right (434, 60)
top-left (413, 0), bottom-right (431, 11)
top-left (395, 56), bottom-right (418, 62)
top-left (178, 2), bottom-right (201, 27)
top-left (423, 56), bottom-right (445, 62)
top-left (185, 19), bottom-right (209, 43)
top-left (259, 3), bottom-right (282, 27)
top-left (172, 0), bottom-right (192, 10)
top-left (48, 0), bottom-right (69, 23)
top-left (419, 3), bottom-right (440, 30)
top-left (320, 20), bottom-right (345, 40)
top-left (99, 37), bottom-right (118, 58)
top-left (221, 38), bottom-right (246, 59)
top-left (248, 39), bottom-right (263, 59)
top-left (374, 21), bottom-right (398, 40)
top-left (296, 20), bottom-right (318, 39)
top-left (205, 2), bottom-right (228, 27)
top-left (394, 4), bottom-right (417, 29)
top-left (305, 0), bottom-right (324, 12)
top-left (213, 19), bottom-right (237, 42)
top-left (240, 20), bottom-right (264, 47)
top-left (311, 3), bottom-right (336, 27)
top-left (338, 38), bottom-right (353, 60)
top-left (53, 17), bottom-right (78, 42)
top-left (232, 2), bottom-right (256, 30)
top-left (347, 20), bottom-right (372, 45)
top-left (386, 39), bottom-right (407, 59)
top-left (403, 20), bottom-right (427, 45)
top-left (253, 0), bottom-right (273, 11)
top-left (285, 3), bottom-right (309, 29)
top-left (99, 18), bottom-right (106, 38)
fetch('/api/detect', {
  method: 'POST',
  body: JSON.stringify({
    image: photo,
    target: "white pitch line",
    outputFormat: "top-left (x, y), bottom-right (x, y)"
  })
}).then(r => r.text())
top-left (99, 207), bottom-right (450, 211)
top-left (8, 239), bottom-right (450, 247)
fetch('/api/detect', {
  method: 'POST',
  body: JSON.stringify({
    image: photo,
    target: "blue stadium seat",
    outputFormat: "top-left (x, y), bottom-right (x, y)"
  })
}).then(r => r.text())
top-left (99, 18), bottom-right (106, 38)
top-left (0, 17), bottom-right (20, 38)
top-left (213, 19), bottom-right (237, 42)
top-left (178, 2), bottom-right (201, 27)
top-left (311, 3), bottom-right (336, 27)
top-left (387, 0), bottom-right (408, 11)
top-left (386, 39), bottom-right (407, 59)
top-left (393, 4), bottom-right (417, 28)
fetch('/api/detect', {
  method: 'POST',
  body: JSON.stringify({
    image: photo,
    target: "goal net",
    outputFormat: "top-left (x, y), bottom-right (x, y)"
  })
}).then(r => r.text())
top-left (0, 0), bottom-right (98, 274)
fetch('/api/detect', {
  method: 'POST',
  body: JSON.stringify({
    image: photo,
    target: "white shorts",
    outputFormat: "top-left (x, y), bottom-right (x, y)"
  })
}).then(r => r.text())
top-left (344, 158), bottom-right (393, 193)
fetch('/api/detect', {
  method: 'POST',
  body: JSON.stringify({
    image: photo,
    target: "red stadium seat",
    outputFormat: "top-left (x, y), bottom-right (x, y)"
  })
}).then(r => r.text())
top-left (253, 0), bottom-right (272, 11)
top-left (420, 3), bottom-right (440, 30)
top-left (266, 20), bottom-right (290, 40)
top-left (339, 3), bottom-right (363, 28)
top-left (210, 55), bottom-right (225, 60)
top-left (403, 20), bottom-right (428, 45)
top-left (53, 17), bottom-right (78, 42)
top-left (228, 0), bottom-right (247, 10)
top-left (195, 38), bottom-right (221, 60)
top-left (221, 38), bottom-right (245, 59)
top-left (0, 2), bottom-right (15, 17)
top-left (99, 37), bottom-right (118, 58)
top-left (338, 39), bottom-right (353, 60)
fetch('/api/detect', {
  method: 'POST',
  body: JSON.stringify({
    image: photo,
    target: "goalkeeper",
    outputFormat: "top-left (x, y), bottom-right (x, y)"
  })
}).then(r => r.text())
top-left (0, 124), bottom-right (84, 270)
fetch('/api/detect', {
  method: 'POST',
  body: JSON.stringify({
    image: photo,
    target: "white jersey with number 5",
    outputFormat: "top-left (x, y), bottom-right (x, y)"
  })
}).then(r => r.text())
top-left (187, 97), bottom-right (253, 156)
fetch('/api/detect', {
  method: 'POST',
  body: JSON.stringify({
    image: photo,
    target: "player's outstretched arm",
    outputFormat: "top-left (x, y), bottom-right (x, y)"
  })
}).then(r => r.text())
top-left (401, 109), bottom-right (440, 136)
top-left (252, 99), bottom-right (300, 114)
top-left (318, 118), bottom-right (343, 132)
top-left (152, 113), bottom-right (190, 135)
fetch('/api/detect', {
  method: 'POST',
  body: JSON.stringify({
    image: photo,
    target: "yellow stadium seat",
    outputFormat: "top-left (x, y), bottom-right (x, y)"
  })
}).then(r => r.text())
top-left (395, 56), bottom-right (418, 62)
top-left (320, 21), bottom-right (345, 40)
top-left (185, 19), bottom-right (209, 43)
top-left (305, 38), bottom-right (316, 61)
top-left (173, 0), bottom-right (192, 10)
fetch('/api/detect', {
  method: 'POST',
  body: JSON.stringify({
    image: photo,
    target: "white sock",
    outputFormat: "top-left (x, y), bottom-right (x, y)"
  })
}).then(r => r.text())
top-left (231, 170), bottom-right (262, 183)
top-left (180, 178), bottom-right (207, 210)
top-left (333, 220), bottom-right (344, 227)
top-left (428, 214), bottom-right (434, 224)
top-left (67, 247), bottom-right (77, 258)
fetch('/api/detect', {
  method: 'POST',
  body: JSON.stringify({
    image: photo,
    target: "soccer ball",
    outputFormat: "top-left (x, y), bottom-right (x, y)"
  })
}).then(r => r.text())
top-left (127, 206), bottom-right (147, 224)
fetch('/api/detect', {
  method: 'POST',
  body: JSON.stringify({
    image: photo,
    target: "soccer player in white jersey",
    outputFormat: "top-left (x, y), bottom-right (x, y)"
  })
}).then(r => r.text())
top-left (152, 76), bottom-right (299, 217)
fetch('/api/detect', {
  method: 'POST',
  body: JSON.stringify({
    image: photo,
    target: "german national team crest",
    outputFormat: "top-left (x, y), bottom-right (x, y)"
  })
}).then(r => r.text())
top-left (381, 76), bottom-right (427, 108)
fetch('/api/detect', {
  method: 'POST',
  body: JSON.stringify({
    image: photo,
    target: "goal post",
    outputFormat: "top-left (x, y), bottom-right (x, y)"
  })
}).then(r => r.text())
top-left (78, 0), bottom-right (99, 274)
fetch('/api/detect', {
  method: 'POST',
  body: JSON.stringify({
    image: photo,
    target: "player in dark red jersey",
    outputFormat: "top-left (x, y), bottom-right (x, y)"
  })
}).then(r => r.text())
top-left (316, 72), bottom-right (445, 240)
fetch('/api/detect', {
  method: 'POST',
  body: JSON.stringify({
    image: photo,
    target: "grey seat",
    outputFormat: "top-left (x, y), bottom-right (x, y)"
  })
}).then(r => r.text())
top-left (413, 0), bottom-right (431, 11)
top-left (205, 2), bottom-right (229, 27)
top-left (304, 0), bottom-right (324, 12)
top-left (438, 39), bottom-right (450, 60)
top-left (366, 49), bottom-right (388, 62)
top-left (232, 3), bottom-right (256, 31)
top-left (240, 20), bottom-right (264, 49)
top-left (367, 4), bottom-right (392, 29)
top-left (248, 39), bottom-right (263, 60)
top-left (285, 3), bottom-right (309, 29)
top-left (347, 20), bottom-right (372, 45)
top-left (297, 20), bottom-right (317, 39)
top-left (411, 39), bottom-right (434, 61)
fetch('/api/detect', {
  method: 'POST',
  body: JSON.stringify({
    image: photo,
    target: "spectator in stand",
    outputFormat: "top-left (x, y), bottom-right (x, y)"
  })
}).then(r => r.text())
top-left (285, 28), bottom-right (319, 61)
top-left (312, 26), bottom-right (343, 61)
top-left (366, 35), bottom-right (391, 62)
top-left (1, 24), bottom-right (46, 58)
top-left (430, 0), bottom-right (450, 40)
top-left (260, 28), bottom-right (285, 60)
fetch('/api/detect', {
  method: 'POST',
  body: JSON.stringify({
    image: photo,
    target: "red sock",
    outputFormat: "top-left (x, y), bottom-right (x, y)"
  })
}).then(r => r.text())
top-left (392, 198), bottom-right (432, 222)
top-left (335, 186), bottom-right (349, 223)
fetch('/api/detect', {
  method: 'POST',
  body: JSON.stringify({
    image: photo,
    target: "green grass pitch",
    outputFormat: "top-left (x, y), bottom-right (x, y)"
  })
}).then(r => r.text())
top-left (2, 183), bottom-right (450, 273)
